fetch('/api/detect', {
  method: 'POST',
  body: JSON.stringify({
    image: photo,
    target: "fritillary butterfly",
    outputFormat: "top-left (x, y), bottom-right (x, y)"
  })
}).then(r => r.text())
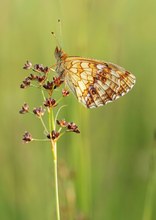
top-left (54, 46), bottom-right (136, 108)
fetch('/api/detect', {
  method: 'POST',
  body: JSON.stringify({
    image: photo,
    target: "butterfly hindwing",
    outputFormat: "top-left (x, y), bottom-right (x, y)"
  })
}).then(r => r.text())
top-left (63, 58), bottom-right (136, 108)
top-left (54, 47), bottom-right (136, 108)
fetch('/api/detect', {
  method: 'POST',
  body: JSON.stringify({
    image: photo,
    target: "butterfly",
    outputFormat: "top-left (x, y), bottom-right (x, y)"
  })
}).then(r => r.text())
top-left (54, 46), bottom-right (136, 108)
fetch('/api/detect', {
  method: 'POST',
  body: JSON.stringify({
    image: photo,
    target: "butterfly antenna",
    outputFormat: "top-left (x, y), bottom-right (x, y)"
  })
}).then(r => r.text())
top-left (51, 31), bottom-right (62, 49)
top-left (58, 19), bottom-right (63, 48)
top-left (51, 19), bottom-right (63, 49)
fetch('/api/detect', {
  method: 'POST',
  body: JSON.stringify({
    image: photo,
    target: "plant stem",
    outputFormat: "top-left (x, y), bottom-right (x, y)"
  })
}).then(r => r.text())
top-left (39, 117), bottom-right (49, 134)
top-left (49, 105), bottom-right (60, 220)
top-left (51, 140), bottom-right (60, 220)
top-left (51, 107), bottom-right (55, 129)
top-left (33, 138), bottom-right (49, 142)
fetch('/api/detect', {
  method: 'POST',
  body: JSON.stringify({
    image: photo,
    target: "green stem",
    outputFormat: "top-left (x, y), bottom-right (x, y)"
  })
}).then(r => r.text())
top-left (49, 106), bottom-right (60, 220)
top-left (54, 105), bottom-right (67, 128)
top-left (41, 89), bottom-right (46, 101)
top-left (51, 107), bottom-right (55, 130)
top-left (48, 108), bottom-right (52, 133)
top-left (33, 138), bottom-right (49, 142)
top-left (56, 97), bottom-right (63, 105)
top-left (57, 131), bottom-right (65, 141)
top-left (51, 140), bottom-right (60, 220)
top-left (39, 117), bottom-right (49, 134)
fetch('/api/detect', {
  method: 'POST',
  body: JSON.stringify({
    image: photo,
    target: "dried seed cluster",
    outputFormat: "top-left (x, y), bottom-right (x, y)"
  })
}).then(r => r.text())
top-left (20, 61), bottom-right (80, 143)
top-left (57, 120), bottom-right (80, 133)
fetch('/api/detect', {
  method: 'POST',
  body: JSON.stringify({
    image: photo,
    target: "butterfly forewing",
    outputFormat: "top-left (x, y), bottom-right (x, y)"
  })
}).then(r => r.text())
top-left (55, 48), bottom-right (136, 108)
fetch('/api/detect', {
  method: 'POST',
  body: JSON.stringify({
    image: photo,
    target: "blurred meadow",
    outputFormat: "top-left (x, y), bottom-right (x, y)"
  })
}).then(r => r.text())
top-left (0, 0), bottom-right (156, 219)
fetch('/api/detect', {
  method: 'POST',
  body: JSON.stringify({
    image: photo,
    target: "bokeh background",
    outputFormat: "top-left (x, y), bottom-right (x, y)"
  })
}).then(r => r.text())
top-left (0, 0), bottom-right (156, 219)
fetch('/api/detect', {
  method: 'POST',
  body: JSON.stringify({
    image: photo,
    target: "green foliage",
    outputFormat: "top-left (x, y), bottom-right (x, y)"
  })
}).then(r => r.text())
top-left (0, 0), bottom-right (156, 219)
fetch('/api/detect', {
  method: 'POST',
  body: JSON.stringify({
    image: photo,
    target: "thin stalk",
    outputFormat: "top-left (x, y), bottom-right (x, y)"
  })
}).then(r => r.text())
top-left (39, 117), bottom-right (49, 134)
top-left (48, 108), bottom-right (52, 133)
top-left (33, 138), bottom-right (49, 142)
top-left (51, 107), bottom-right (55, 129)
top-left (56, 97), bottom-right (63, 105)
top-left (51, 140), bottom-right (60, 220)
top-left (41, 89), bottom-right (46, 101)
top-left (54, 105), bottom-right (67, 127)
top-left (49, 106), bottom-right (60, 220)
top-left (57, 131), bottom-right (65, 141)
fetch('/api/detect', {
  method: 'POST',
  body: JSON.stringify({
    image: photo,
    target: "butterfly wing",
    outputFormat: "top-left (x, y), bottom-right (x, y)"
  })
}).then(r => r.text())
top-left (63, 57), bottom-right (136, 108)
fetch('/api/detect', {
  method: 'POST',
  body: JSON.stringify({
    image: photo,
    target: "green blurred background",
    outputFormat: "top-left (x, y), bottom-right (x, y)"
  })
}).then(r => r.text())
top-left (1, 0), bottom-right (156, 219)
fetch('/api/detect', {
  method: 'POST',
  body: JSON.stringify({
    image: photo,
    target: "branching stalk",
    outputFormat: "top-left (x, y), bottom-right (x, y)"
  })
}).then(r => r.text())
top-left (20, 60), bottom-right (80, 220)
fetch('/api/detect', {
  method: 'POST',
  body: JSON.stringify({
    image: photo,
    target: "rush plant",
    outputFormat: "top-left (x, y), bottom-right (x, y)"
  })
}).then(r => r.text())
top-left (19, 61), bottom-right (80, 220)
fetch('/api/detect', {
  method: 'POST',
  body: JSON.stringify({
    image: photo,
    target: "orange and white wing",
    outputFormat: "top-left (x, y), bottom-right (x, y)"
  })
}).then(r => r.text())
top-left (63, 58), bottom-right (136, 108)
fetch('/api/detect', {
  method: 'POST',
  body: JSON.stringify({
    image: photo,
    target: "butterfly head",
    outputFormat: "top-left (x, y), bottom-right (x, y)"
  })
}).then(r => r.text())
top-left (54, 47), bottom-right (68, 77)
top-left (54, 46), bottom-right (67, 61)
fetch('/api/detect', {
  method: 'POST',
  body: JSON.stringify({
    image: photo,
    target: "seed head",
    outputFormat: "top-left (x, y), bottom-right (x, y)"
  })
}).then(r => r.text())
top-left (20, 77), bottom-right (31, 89)
top-left (28, 73), bottom-right (37, 81)
top-left (43, 66), bottom-right (49, 73)
top-left (47, 130), bottom-right (60, 140)
top-left (43, 81), bottom-right (53, 90)
top-left (44, 98), bottom-right (57, 108)
top-left (57, 119), bottom-right (68, 127)
top-left (34, 64), bottom-right (44, 72)
top-left (67, 122), bottom-right (80, 133)
top-left (36, 75), bottom-right (46, 84)
top-left (62, 89), bottom-right (70, 97)
top-left (23, 61), bottom-right (32, 70)
top-left (19, 103), bottom-right (29, 114)
top-left (33, 107), bottom-right (45, 117)
top-left (53, 76), bottom-right (64, 89)
top-left (22, 131), bottom-right (33, 143)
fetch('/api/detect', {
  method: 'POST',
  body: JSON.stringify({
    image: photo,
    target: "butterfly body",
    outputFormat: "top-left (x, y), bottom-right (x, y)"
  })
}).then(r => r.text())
top-left (54, 47), bottom-right (136, 108)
